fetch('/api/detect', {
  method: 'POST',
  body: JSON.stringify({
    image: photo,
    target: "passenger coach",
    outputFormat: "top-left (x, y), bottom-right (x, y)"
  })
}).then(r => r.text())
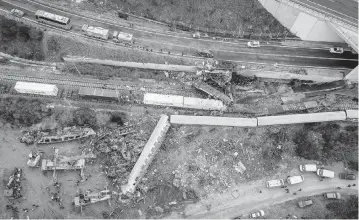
top-left (35, 10), bottom-right (72, 30)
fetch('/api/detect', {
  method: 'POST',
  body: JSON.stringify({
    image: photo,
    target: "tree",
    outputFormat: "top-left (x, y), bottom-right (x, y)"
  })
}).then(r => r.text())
top-left (73, 107), bottom-right (97, 128)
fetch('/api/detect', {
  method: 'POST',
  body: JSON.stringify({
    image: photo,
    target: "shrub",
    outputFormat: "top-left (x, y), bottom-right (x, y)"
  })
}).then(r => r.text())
top-left (73, 107), bottom-right (97, 128)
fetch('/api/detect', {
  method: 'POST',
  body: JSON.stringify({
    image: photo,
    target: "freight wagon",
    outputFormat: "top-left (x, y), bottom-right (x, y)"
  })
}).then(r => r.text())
top-left (82, 24), bottom-right (109, 40)
top-left (14, 82), bottom-right (58, 96)
top-left (78, 87), bottom-right (119, 102)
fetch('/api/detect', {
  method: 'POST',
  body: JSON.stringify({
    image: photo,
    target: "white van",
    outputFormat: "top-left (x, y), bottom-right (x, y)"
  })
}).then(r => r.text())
top-left (287, 175), bottom-right (304, 185)
top-left (266, 179), bottom-right (285, 188)
top-left (247, 41), bottom-right (260, 48)
top-left (317, 168), bottom-right (335, 178)
top-left (299, 164), bottom-right (318, 172)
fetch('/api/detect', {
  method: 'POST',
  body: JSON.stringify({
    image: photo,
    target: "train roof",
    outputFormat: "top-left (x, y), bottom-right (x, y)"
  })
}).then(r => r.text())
top-left (83, 25), bottom-right (109, 35)
top-left (117, 32), bottom-right (133, 41)
top-left (35, 10), bottom-right (70, 23)
top-left (78, 87), bottom-right (118, 98)
top-left (15, 81), bottom-right (57, 92)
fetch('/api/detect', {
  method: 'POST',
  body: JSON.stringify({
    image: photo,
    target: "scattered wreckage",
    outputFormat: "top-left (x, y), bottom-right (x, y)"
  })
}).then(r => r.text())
top-left (4, 168), bottom-right (23, 200)
top-left (20, 126), bottom-right (96, 145)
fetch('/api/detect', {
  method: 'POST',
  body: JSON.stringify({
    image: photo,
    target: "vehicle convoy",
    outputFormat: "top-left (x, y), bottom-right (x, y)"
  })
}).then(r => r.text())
top-left (317, 168), bottom-right (335, 178)
top-left (249, 210), bottom-right (265, 218)
top-left (35, 10), bottom-right (71, 30)
top-left (339, 173), bottom-right (356, 180)
top-left (112, 31), bottom-right (134, 45)
top-left (82, 24), bottom-right (110, 40)
top-left (287, 175), bottom-right (304, 185)
top-left (329, 47), bottom-right (344, 54)
top-left (10, 9), bottom-right (24, 17)
top-left (324, 192), bottom-right (341, 200)
top-left (298, 199), bottom-right (313, 208)
top-left (247, 41), bottom-right (260, 48)
top-left (299, 164), bottom-right (318, 172)
top-left (266, 179), bottom-right (285, 188)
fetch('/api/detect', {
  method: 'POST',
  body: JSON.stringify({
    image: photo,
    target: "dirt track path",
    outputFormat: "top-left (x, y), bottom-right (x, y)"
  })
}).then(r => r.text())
top-left (174, 163), bottom-right (358, 219)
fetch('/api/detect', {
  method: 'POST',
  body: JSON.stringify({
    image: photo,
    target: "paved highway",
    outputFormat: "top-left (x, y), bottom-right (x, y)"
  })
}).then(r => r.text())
top-left (1, 0), bottom-right (358, 68)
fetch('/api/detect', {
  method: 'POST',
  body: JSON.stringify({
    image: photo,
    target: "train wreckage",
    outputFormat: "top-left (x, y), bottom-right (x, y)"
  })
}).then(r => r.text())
top-left (20, 127), bottom-right (96, 145)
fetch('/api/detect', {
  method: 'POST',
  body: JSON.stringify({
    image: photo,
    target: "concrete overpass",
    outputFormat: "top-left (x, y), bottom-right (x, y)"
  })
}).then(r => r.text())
top-left (259, 0), bottom-right (358, 81)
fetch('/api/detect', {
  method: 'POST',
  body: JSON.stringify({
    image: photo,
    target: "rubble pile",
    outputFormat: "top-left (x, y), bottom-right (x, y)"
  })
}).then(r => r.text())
top-left (93, 125), bottom-right (147, 188)
top-left (4, 168), bottom-right (23, 200)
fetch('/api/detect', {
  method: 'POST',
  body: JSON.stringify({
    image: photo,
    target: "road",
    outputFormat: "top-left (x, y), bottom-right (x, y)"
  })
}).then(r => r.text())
top-left (178, 163), bottom-right (358, 219)
top-left (1, 0), bottom-right (358, 68)
top-left (291, 0), bottom-right (358, 27)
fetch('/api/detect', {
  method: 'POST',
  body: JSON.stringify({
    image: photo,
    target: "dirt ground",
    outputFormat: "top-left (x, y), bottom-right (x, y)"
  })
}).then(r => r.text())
top-left (44, 0), bottom-right (289, 35)
top-left (267, 193), bottom-right (357, 219)
top-left (0, 121), bottom-right (112, 219)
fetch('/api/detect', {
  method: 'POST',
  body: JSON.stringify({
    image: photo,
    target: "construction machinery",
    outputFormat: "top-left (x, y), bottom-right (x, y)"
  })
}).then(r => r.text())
top-left (27, 149), bottom-right (44, 167)
top-left (74, 187), bottom-right (115, 210)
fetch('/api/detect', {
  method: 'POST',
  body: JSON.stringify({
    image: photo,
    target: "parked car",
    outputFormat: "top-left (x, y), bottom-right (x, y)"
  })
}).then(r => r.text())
top-left (247, 41), bottom-right (260, 48)
top-left (266, 179), bottom-right (285, 188)
top-left (249, 210), bottom-right (265, 218)
top-left (287, 175), bottom-right (304, 185)
top-left (10, 9), bottom-right (25, 17)
top-left (299, 164), bottom-right (318, 172)
top-left (317, 168), bottom-right (335, 178)
top-left (329, 47), bottom-right (344, 54)
top-left (339, 173), bottom-right (356, 180)
top-left (298, 199), bottom-right (313, 208)
top-left (197, 50), bottom-right (214, 58)
top-left (324, 192), bottom-right (341, 200)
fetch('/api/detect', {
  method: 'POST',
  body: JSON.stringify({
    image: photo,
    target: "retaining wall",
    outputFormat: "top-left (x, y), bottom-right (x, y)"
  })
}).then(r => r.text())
top-left (64, 56), bottom-right (198, 72)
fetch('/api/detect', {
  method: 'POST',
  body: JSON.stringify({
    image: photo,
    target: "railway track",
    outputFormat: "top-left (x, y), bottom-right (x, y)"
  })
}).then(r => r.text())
top-left (0, 73), bottom-right (197, 97)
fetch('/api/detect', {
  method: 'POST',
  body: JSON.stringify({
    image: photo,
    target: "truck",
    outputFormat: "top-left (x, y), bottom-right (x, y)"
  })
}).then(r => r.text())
top-left (299, 164), bottom-right (318, 172)
top-left (324, 192), bottom-right (341, 200)
top-left (265, 179), bottom-right (285, 188)
top-left (317, 168), bottom-right (335, 178)
top-left (112, 31), bottom-right (134, 45)
top-left (82, 24), bottom-right (109, 40)
top-left (287, 175), bottom-right (304, 185)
